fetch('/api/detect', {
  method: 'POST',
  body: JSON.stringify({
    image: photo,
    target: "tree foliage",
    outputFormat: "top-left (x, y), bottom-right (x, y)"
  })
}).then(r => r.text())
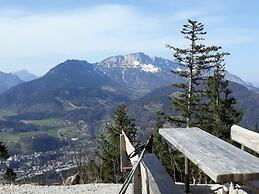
top-left (153, 113), bottom-right (184, 181)
top-left (0, 143), bottom-right (12, 184)
top-left (0, 142), bottom-right (9, 161)
top-left (3, 168), bottom-right (16, 184)
top-left (199, 52), bottom-right (243, 140)
top-left (99, 105), bottom-right (138, 183)
top-left (160, 19), bottom-right (243, 184)
top-left (166, 19), bottom-right (220, 127)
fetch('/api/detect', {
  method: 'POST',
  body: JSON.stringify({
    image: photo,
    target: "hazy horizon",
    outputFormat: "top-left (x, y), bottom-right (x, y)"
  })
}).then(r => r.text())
top-left (0, 0), bottom-right (258, 85)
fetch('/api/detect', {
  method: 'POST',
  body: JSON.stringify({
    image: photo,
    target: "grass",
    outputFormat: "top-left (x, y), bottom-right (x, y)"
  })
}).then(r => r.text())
top-left (0, 110), bottom-right (17, 120)
top-left (47, 129), bottom-right (59, 137)
top-left (0, 118), bottom-right (63, 144)
top-left (0, 117), bottom-right (63, 153)
top-left (0, 129), bottom-right (59, 148)
top-left (28, 119), bottom-right (63, 128)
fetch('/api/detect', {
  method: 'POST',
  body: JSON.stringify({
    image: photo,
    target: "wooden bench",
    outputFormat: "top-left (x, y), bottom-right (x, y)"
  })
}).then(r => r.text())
top-left (160, 127), bottom-right (259, 194)
top-left (120, 131), bottom-right (184, 194)
top-left (231, 125), bottom-right (259, 193)
top-left (231, 125), bottom-right (259, 153)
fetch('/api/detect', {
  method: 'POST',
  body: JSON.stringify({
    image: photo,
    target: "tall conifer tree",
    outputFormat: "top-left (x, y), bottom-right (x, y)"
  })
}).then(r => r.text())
top-left (153, 113), bottom-right (184, 181)
top-left (203, 52), bottom-right (242, 140)
top-left (99, 105), bottom-right (137, 183)
top-left (164, 19), bottom-right (222, 184)
top-left (166, 19), bottom-right (219, 127)
top-left (0, 142), bottom-right (9, 161)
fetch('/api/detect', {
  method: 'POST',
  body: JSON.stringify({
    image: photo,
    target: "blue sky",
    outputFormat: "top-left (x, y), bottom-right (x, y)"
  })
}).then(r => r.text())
top-left (0, 0), bottom-right (258, 85)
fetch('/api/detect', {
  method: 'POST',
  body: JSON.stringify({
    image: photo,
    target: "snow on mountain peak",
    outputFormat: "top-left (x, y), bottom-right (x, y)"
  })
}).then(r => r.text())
top-left (99, 52), bottom-right (180, 72)
top-left (120, 60), bottom-right (160, 73)
top-left (140, 64), bottom-right (160, 73)
top-left (124, 52), bottom-right (152, 63)
top-left (176, 67), bottom-right (182, 72)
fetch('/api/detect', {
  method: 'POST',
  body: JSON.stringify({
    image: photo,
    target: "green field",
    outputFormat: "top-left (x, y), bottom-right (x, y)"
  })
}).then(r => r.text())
top-left (0, 129), bottom-right (59, 141)
top-left (0, 118), bottom-right (64, 151)
top-left (24, 119), bottom-right (63, 128)
top-left (0, 110), bottom-right (17, 120)
top-left (0, 128), bottom-right (59, 151)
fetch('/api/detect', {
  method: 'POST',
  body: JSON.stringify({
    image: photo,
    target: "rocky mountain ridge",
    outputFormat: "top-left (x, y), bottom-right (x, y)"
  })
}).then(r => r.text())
top-left (0, 71), bottom-right (23, 94)
top-left (13, 70), bottom-right (39, 82)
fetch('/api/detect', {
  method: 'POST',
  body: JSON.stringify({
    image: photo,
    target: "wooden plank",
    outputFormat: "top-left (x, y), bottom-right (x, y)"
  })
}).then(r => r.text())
top-left (185, 157), bottom-right (190, 193)
top-left (141, 154), bottom-right (185, 194)
top-left (160, 127), bottom-right (259, 183)
top-left (121, 131), bottom-right (183, 194)
top-left (122, 130), bottom-right (138, 164)
top-left (231, 125), bottom-right (259, 192)
top-left (132, 164), bottom-right (142, 194)
top-left (120, 134), bottom-right (130, 172)
top-left (121, 131), bottom-right (141, 193)
top-left (231, 125), bottom-right (259, 154)
top-left (140, 163), bottom-right (149, 194)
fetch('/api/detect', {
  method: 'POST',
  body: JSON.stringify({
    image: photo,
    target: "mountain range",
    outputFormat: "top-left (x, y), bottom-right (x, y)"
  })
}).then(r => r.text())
top-left (0, 71), bottom-right (23, 94)
top-left (0, 70), bottom-right (38, 94)
top-left (13, 70), bottom-right (38, 82)
top-left (97, 52), bottom-right (182, 97)
top-left (0, 52), bottom-right (258, 135)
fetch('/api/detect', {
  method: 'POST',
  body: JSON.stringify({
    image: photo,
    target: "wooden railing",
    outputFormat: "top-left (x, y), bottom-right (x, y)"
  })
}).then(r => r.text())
top-left (231, 125), bottom-right (259, 193)
top-left (120, 131), bottom-right (184, 194)
top-left (231, 124), bottom-right (259, 153)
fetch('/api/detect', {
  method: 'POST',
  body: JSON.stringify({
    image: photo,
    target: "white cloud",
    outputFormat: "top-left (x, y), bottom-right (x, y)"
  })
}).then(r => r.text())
top-left (0, 5), bottom-right (163, 59)
top-left (0, 3), bottom-right (257, 76)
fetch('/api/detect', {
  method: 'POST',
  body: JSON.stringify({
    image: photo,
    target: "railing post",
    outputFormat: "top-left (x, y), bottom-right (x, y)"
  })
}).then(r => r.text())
top-left (185, 157), bottom-right (190, 193)
top-left (132, 164), bottom-right (142, 194)
top-left (140, 162), bottom-right (149, 194)
top-left (120, 134), bottom-right (129, 172)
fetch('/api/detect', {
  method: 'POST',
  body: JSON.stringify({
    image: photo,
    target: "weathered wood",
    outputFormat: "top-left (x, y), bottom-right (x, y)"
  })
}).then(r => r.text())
top-left (141, 154), bottom-right (185, 194)
top-left (122, 131), bottom-right (141, 193)
top-left (160, 127), bottom-right (259, 183)
top-left (140, 163), bottom-right (149, 194)
top-left (120, 134), bottom-right (131, 172)
top-left (122, 130), bottom-right (183, 194)
top-left (231, 125), bottom-right (259, 193)
top-left (122, 130), bottom-right (138, 164)
top-left (185, 157), bottom-right (190, 193)
top-left (231, 125), bottom-right (259, 154)
top-left (132, 164), bottom-right (142, 194)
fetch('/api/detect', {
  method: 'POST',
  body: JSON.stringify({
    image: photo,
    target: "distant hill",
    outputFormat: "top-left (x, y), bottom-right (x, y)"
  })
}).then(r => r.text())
top-left (128, 82), bottom-right (259, 130)
top-left (0, 71), bottom-right (23, 94)
top-left (0, 60), bottom-right (131, 134)
top-left (225, 70), bottom-right (257, 90)
top-left (97, 52), bottom-right (182, 97)
top-left (97, 52), bottom-right (257, 96)
top-left (0, 52), bottom-right (258, 133)
top-left (13, 70), bottom-right (38, 81)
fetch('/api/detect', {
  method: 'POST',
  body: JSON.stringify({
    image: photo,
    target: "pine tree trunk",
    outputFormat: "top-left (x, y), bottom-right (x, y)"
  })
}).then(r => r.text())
top-left (187, 75), bottom-right (192, 128)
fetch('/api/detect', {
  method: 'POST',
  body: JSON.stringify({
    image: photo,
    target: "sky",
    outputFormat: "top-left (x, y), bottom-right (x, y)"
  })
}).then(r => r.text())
top-left (0, 0), bottom-right (258, 85)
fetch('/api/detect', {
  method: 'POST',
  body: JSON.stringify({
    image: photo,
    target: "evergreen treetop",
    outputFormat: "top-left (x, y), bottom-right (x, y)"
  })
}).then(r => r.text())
top-left (203, 51), bottom-right (242, 139)
top-left (99, 105), bottom-right (138, 183)
top-left (0, 142), bottom-right (9, 161)
top-left (166, 19), bottom-right (220, 127)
